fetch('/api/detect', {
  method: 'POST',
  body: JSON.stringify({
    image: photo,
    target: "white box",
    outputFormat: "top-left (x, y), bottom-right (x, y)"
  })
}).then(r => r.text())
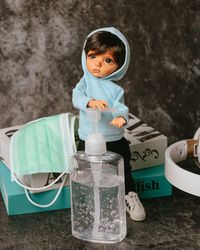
top-left (124, 114), bottom-right (168, 171)
top-left (0, 125), bottom-right (69, 193)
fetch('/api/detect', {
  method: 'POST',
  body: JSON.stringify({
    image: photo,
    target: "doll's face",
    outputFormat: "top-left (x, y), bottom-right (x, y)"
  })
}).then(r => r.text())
top-left (86, 49), bottom-right (118, 77)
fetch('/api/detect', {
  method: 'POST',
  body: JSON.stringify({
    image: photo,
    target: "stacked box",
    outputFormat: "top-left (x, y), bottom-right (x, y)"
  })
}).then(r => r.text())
top-left (124, 113), bottom-right (167, 171)
top-left (132, 164), bottom-right (172, 199)
top-left (0, 114), bottom-right (171, 215)
top-left (124, 114), bottom-right (171, 198)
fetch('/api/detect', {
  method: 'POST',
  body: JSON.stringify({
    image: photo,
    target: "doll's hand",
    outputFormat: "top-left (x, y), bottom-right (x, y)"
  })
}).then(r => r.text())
top-left (87, 99), bottom-right (108, 111)
top-left (110, 117), bottom-right (126, 128)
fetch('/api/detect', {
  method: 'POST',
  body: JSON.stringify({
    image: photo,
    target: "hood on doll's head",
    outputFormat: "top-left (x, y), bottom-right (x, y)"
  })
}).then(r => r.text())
top-left (81, 27), bottom-right (130, 81)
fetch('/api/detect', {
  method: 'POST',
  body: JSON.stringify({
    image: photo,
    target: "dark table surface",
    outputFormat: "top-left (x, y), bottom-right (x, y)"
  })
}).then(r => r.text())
top-left (0, 160), bottom-right (200, 250)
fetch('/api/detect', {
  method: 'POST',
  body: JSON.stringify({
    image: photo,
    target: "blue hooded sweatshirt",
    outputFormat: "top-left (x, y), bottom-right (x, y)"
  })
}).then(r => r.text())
top-left (72, 27), bottom-right (130, 142)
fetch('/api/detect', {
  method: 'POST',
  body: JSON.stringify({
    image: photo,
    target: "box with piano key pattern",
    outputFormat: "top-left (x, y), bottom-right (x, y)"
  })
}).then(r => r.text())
top-left (124, 113), bottom-right (167, 171)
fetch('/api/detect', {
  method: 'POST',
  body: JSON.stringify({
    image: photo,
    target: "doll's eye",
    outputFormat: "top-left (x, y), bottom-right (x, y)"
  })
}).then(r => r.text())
top-left (105, 58), bottom-right (114, 64)
top-left (88, 54), bottom-right (96, 59)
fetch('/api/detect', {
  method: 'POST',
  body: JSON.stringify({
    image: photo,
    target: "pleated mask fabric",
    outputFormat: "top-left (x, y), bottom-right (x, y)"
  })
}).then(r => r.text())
top-left (10, 113), bottom-right (78, 180)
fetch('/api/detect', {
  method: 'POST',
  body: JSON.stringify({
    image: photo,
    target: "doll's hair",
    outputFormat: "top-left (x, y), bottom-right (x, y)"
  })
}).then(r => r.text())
top-left (84, 31), bottom-right (125, 69)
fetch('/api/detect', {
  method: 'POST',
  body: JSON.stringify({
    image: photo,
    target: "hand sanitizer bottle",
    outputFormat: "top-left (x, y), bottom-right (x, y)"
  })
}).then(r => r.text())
top-left (70, 108), bottom-right (126, 243)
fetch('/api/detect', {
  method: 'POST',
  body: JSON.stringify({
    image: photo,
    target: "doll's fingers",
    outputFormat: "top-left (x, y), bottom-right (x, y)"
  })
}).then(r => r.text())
top-left (87, 99), bottom-right (108, 110)
top-left (97, 101), bottom-right (107, 110)
top-left (118, 121), bottom-right (125, 128)
top-left (88, 100), bottom-right (97, 109)
top-left (90, 101), bottom-right (102, 110)
top-left (115, 122), bottom-right (122, 128)
top-left (117, 117), bottom-right (126, 126)
top-left (110, 120), bottom-right (117, 127)
top-left (100, 101), bottom-right (108, 108)
top-left (110, 118), bottom-right (124, 128)
top-left (95, 103), bottom-right (103, 111)
top-left (91, 104), bottom-right (97, 109)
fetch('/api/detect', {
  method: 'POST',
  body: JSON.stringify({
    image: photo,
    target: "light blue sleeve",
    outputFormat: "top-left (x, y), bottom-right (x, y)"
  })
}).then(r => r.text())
top-left (112, 87), bottom-right (129, 125)
top-left (72, 78), bottom-right (92, 111)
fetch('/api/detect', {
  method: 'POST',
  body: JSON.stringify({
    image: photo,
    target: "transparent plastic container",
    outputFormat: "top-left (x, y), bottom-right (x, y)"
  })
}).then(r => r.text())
top-left (70, 151), bottom-right (126, 243)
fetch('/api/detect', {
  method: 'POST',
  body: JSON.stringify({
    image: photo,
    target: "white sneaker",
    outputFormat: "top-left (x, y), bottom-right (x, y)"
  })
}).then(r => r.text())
top-left (125, 192), bottom-right (146, 221)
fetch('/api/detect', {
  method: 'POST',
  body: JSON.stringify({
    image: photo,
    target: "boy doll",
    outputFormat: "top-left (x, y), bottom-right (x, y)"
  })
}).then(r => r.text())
top-left (72, 27), bottom-right (146, 221)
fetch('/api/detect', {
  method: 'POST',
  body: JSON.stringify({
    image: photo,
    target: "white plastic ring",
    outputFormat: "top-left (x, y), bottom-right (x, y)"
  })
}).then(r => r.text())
top-left (193, 127), bottom-right (200, 168)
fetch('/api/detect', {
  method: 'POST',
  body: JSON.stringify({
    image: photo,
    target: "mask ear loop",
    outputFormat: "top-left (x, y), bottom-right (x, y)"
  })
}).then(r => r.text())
top-left (10, 113), bottom-right (77, 207)
top-left (24, 174), bottom-right (67, 208)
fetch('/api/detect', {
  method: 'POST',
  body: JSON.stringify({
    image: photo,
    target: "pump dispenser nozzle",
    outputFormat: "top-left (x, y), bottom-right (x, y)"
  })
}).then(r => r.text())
top-left (85, 108), bottom-right (117, 155)
top-left (85, 108), bottom-right (106, 155)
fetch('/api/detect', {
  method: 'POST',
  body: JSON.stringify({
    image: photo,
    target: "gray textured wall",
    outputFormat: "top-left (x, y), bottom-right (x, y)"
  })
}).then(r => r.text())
top-left (0, 0), bottom-right (199, 144)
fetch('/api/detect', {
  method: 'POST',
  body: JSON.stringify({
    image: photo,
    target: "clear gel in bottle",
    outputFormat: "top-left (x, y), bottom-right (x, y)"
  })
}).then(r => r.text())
top-left (70, 108), bottom-right (126, 243)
